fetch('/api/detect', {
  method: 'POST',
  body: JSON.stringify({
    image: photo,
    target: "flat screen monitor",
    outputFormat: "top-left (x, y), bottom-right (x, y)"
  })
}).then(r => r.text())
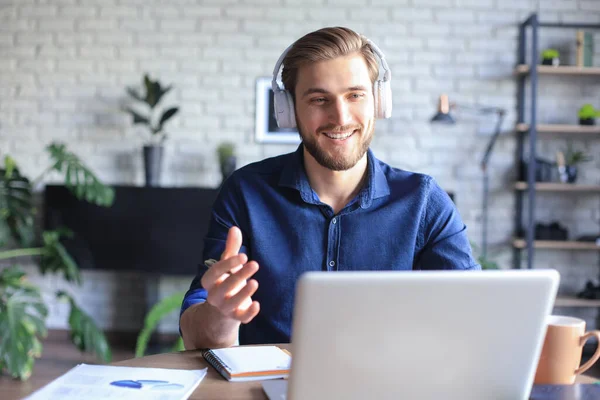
top-left (43, 185), bottom-right (219, 276)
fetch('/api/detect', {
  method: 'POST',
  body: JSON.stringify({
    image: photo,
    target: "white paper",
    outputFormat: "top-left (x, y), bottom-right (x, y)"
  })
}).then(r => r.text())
top-left (25, 363), bottom-right (207, 400)
top-left (213, 346), bottom-right (291, 374)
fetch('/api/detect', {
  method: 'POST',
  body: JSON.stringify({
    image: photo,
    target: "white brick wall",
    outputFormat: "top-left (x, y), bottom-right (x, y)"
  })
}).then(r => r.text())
top-left (2, 0), bottom-right (600, 333)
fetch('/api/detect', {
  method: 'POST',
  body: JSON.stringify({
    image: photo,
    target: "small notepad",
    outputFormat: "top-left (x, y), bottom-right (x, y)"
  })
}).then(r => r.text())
top-left (202, 346), bottom-right (291, 382)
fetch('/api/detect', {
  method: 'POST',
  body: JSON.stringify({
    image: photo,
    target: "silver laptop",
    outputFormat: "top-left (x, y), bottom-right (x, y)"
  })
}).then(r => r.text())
top-left (262, 269), bottom-right (559, 400)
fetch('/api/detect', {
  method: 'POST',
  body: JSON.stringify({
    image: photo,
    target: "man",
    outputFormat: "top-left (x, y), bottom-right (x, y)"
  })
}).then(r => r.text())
top-left (180, 27), bottom-right (480, 350)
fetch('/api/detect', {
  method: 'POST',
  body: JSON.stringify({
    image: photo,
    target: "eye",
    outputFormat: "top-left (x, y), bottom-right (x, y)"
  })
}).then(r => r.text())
top-left (310, 97), bottom-right (327, 104)
top-left (349, 93), bottom-right (365, 100)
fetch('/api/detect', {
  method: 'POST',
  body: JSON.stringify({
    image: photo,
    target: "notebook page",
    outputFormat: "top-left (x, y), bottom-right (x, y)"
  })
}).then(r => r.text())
top-left (212, 346), bottom-right (291, 374)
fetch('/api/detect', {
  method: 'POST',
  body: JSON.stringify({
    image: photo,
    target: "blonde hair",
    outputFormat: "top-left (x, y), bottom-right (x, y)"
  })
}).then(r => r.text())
top-left (281, 27), bottom-right (379, 100)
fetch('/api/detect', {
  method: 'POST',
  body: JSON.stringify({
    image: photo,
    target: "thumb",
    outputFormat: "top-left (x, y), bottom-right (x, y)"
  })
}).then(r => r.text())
top-left (221, 226), bottom-right (243, 260)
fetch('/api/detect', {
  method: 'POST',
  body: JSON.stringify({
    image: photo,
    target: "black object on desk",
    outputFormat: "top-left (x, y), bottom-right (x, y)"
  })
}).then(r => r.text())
top-left (43, 185), bottom-right (219, 276)
top-left (530, 384), bottom-right (600, 400)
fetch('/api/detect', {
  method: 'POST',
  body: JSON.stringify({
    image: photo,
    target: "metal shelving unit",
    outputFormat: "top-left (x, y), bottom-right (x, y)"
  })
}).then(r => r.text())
top-left (514, 14), bottom-right (600, 308)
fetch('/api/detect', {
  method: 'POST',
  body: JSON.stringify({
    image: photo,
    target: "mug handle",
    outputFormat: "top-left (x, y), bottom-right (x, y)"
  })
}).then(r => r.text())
top-left (575, 330), bottom-right (600, 375)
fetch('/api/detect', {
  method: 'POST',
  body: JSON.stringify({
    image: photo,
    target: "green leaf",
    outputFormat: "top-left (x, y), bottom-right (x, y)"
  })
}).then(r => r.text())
top-left (40, 230), bottom-right (81, 284)
top-left (141, 74), bottom-right (172, 108)
top-left (57, 291), bottom-right (112, 363)
top-left (172, 336), bottom-right (185, 352)
top-left (125, 87), bottom-right (144, 102)
top-left (135, 291), bottom-right (185, 357)
top-left (0, 266), bottom-right (48, 380)
top-left (46, 142), bottom-right (115, 207)
top-left (157, 107), bottom-right (179, 131)
top-left (578, 104), bottom-right (598, 119)
top-left (144, 74), bottom-right (159, 108)
top-left (4, 156), bottom-right (16, 178)
top-left (124, 107), bottom-right (150, 125)
top-left (155, 85), bottom-right (172, 108)
top-left (0, 157), bottom-right (35, 247)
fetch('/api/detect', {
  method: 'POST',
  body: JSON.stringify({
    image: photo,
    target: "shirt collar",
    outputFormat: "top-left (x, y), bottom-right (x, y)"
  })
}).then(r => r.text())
top-left (279, 144), bottom-right (390, 208)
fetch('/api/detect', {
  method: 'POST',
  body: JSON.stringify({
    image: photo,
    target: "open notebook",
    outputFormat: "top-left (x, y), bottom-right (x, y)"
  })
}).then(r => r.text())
top-left (202, 346), bottom-right (291, 382)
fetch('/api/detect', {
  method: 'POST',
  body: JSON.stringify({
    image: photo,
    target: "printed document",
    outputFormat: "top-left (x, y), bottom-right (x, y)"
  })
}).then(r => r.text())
top-left (25, 363), bottom-right (207, 400)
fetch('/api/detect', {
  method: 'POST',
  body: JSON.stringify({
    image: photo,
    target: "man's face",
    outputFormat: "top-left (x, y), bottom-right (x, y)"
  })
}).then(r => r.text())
top-left (293, 53), bottom-right (375, 171)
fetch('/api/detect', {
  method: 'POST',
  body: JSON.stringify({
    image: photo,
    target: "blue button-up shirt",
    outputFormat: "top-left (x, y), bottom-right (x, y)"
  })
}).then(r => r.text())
top-left (181, 145), bottom-right (480, 345)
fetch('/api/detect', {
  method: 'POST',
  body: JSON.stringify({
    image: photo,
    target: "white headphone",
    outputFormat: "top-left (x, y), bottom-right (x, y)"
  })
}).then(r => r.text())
top-left (271, 38), bottom-right (392, 129)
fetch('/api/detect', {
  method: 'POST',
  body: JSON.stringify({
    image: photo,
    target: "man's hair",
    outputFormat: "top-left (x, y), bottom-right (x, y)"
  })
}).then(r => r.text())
top-left (281, 27), bottom-right (379, 100)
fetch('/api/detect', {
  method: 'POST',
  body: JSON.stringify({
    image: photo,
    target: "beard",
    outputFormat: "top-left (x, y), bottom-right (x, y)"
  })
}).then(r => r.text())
top-left (298, 120), bottom-right (374, 171)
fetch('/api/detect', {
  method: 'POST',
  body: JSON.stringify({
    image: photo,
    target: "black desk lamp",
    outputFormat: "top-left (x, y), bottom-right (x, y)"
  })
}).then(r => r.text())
top-left (430, 94), bottom-right (506, 258)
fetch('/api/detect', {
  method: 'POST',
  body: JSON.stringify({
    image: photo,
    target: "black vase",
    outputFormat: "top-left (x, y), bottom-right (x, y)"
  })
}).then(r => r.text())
top-left (143, 145), bottom-right (163, 187)
top-left (220, 156), bottom-right (237, 184)
top-left (579, 118), bottom-right (595, 125)
top-left (565, 165), bottom-right (578, 183)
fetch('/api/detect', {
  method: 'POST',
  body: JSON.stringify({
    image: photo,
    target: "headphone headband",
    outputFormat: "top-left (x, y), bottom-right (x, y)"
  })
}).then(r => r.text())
top-left (272, 43), bottom-right (293, 94)
top-left (270, 34), bottom-right (393, 128)
top-left (271, 39), bottom-right (392, 95)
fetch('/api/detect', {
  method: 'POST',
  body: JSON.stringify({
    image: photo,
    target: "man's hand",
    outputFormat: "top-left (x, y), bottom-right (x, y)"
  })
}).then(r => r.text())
top-left (201, 226), bottom-right (260, 324)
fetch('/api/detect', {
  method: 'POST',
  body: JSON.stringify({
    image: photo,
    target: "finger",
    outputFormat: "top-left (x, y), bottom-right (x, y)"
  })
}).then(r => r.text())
top-left (209, 262), bottom-right (259, 304)
top-left (236, 301), bottom-right (260, 324)
top-left (221, 278), bottom-right (259, 316)
top-left (221, 226), bottom-right (243, 261)
top-left (201, 254), bottom-right (248, 291)
top-left (211, 258), bottom-right (249, 287)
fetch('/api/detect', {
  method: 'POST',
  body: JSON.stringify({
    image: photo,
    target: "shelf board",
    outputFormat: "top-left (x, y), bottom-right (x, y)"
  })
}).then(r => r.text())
top-left (516, 123), bottom-right (600, 134)
top-left (555, 296), bottom-right (600, 307)
top-left (515, 182), bottom-right (600, 191)
top-left (515, 64), bottom-right (600, 75)
top-left (513, 239), bottom-right (600, 250)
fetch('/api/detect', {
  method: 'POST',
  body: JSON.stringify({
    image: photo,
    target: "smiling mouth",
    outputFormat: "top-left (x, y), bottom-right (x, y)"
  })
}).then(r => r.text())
top-left (323, 130), bottom-right (356, 140)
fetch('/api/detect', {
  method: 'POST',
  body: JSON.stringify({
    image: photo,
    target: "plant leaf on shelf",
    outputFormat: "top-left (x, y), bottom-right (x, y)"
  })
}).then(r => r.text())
top-left (46, 142), bottom-right (115, 207)
top-left (124, 107), bottom-right (150, 125)
top-left (155, 85), bottom-right (172, 108)
top-left (57, 291), bottom-right (112, 363)
top-left (157, 107), bottom-right (179, 132)
top-left (143, 74), bottom-right (153, 106)
top-left (126, 87), bottom-right (144, 102)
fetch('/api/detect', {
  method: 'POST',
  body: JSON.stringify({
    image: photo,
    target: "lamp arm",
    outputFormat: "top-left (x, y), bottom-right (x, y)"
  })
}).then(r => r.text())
top-left (451, 103), bottom-right (505, 115)
top-left (480, 110), bottom-right (506, 171)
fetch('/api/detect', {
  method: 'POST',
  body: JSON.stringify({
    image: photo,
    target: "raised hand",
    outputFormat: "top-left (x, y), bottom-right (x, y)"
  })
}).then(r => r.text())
top-left (200, 226), bottom-right (260, 324)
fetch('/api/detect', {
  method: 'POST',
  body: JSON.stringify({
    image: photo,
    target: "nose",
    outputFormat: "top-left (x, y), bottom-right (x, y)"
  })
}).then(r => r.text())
top-left (329, 98), bottom-right (352, 126)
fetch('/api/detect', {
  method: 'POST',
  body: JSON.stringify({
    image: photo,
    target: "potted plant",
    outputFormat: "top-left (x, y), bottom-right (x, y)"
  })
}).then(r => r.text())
top-left (562, 142), bottom-right (592, 183)
top-left (0, 143), bottom-right (114, 380)
top-left (217, 142), bottom-right (236, 184)
top-left (124, 74), bottom-right (179, 187)
top-left (541, 48), bottom-right (560, 66)
top-left (577, 104), bottom-right (600, 125)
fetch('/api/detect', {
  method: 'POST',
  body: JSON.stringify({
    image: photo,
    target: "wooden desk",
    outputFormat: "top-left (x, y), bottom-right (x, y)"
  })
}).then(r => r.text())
top-left (112, 345), bottom-right (290, 400)
top-left (113, 344), bottom-right (598, 400)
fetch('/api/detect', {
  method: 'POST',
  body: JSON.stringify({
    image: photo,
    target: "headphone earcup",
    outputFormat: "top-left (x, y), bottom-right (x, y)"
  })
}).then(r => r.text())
top-left (374, 80), bottom-right (392, 119)
top-left (273, 89), bottom-right (297, 129)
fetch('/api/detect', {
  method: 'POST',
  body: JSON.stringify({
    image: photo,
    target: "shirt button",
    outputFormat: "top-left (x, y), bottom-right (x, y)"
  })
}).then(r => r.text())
top-left (332, 217), bottom-right (337, 224)
top-left (329, 261), bottom-right (335, 267)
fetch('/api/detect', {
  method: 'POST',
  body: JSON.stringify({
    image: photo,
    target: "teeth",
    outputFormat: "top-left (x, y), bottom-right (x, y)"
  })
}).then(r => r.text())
top-left (324, 131), bottom-right (354, 140)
